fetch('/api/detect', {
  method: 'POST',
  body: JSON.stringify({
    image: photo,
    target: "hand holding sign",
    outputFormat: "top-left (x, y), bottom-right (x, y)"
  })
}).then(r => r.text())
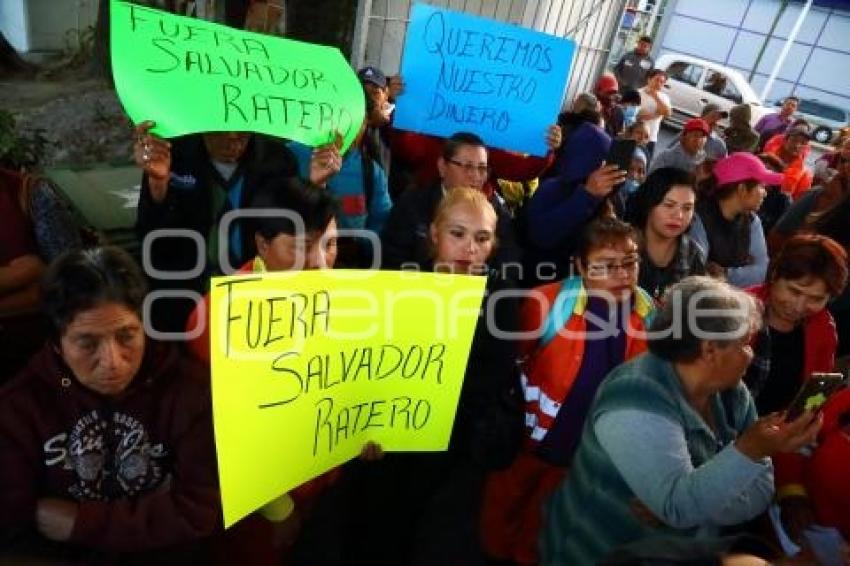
top-left (546, 124), bottom-right (563, 151)
top-left (133, 121), bottom-right (172, 202)
top-left (309, 132), bottom-right (344, 187)
top-left (111, 0), bottom-right (365, 151)
top-left (359, 441), bottom-right (385, 462)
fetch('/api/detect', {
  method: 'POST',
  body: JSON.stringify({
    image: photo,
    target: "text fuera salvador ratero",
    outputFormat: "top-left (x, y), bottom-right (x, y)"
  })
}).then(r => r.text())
top-left (216, 278), bottom-right (450, 456)
top-left (124, 3), bottom-right (356, 137)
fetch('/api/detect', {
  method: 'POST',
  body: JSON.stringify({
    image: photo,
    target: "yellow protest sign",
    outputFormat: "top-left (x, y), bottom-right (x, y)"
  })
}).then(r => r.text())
top-left (209, 269), bottom-right (486, 527)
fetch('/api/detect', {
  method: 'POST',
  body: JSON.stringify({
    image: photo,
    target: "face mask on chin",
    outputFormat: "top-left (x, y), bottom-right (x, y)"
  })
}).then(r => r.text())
top-left (623, 106), bottom-right (640, 127)
top-left (381, 102), bottom-right (395, 121)
top-left (622, 178), bottom-right (641, 194)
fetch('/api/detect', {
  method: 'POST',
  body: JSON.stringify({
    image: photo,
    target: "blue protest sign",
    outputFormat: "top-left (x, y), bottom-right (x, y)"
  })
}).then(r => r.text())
top-left (393, 4), bottom-right (576, 157)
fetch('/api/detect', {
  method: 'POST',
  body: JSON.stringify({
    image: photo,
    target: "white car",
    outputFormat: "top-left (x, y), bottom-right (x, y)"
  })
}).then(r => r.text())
top-left (768, 98), bottom-right (850, 144)
top-left (655, 53), bottom-right (771, 128)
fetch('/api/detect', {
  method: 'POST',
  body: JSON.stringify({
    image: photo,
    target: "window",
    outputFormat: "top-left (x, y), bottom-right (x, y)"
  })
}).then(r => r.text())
top-left (798, 100), bottom-right (846, 122)
top-left (667, 61), bottom-right (704, 87)
top-left (703, 71), bottom-right (742, 104)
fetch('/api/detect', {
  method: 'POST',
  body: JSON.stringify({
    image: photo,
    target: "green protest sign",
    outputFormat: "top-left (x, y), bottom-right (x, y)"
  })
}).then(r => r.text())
top-left (110, 0), bottom-right (364, 151)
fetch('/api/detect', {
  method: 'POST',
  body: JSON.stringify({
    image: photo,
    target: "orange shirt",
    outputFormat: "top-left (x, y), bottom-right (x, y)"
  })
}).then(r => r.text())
top-left (763, 134), bottom-right (813, 199)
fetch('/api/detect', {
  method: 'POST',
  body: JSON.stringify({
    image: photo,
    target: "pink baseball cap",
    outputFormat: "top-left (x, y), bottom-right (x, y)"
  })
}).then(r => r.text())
top-left (713, 152), bottom-right (784, 186)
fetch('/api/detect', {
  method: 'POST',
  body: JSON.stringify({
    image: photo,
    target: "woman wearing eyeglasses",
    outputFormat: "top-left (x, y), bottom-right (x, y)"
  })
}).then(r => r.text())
top-left (481, 217), bottom-right (654, 565)
top-left (628, 167), bottom-right (706, 301)
top-left (381, 131), bottom-right (524, 272)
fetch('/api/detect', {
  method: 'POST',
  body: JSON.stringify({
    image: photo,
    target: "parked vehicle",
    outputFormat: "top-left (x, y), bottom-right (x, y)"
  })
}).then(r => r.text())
top-left (655, 53), bottom-right (771, 128)
top-left (769, 98), bottom-right (850, 144)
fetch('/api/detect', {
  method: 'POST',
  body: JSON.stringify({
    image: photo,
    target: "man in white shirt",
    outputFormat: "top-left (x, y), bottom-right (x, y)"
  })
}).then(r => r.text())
top-left (639, 68), bottom-right (672, 161)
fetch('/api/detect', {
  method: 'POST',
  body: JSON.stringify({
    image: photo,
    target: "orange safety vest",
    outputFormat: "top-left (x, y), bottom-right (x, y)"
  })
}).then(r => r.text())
top-left (519, 276), bottom-right (654, 443)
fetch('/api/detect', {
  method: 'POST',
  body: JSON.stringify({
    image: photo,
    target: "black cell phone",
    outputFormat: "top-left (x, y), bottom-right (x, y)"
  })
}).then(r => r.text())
top-left (605, 139), bottom-right (638, 175)
top-left (784, 372), bottom-right (846, 421)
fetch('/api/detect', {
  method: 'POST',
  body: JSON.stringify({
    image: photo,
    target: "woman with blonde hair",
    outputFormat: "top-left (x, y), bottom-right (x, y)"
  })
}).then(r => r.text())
top-left (346, 187), bottom-right (522, 564)
top-left (430, 186), bottom-right (499, 274)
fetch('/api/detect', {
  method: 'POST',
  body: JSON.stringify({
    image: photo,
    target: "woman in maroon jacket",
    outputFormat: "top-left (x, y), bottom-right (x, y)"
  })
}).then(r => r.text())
top-left (0, 247), bottom-right (220, 562)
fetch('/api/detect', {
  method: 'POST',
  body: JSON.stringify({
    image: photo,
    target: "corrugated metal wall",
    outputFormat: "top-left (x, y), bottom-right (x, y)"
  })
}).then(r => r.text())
top-left (351, 0), bottom-right (628, 108)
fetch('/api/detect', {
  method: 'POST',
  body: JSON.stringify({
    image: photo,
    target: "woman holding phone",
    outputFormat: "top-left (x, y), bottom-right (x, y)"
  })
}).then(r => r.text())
top-left (541, 277), bottom-right (821, 565)
top-left (742, 234), bottom-right (848, 550)
top-left (744, 234), bottom-right (848, 416)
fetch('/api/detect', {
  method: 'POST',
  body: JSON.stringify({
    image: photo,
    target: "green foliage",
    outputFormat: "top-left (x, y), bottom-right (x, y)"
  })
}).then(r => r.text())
top-left (39, 25), bottom-right (97, 78)
top-left (64, 25), bottom-right (97, 68)
top-left (0, 109), bottom-right (51, 170)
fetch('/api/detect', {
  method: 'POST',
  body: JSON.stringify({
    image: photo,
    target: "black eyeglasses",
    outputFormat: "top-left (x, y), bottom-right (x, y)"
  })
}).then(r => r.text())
top-left (447, 159), bottom-right (490, 176)
top-left (585, 256), bottom-right (641, 278)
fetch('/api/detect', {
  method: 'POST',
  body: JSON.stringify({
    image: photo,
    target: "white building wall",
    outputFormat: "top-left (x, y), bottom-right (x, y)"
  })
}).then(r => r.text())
top-left (656, 0), bottom-right (850, 108)
top-left (2, 0), bottom-right (98, 53)
top-left (1, 0), bottom-right (30, 52)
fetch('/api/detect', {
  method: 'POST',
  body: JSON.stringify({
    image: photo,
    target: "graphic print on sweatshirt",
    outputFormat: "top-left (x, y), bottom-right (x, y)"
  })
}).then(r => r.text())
top-left (43, 409), bottom-right (168, 500)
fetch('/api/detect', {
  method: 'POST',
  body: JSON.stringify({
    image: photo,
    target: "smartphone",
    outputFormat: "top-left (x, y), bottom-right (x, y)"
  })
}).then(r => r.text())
top-left (784, 372), bottom-right (846, 421)
top-left (605, 139), bottom-right (638, 175)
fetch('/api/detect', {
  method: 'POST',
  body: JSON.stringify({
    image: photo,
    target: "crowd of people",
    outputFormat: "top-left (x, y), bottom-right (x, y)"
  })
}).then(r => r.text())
top-left (2, 23), bottom-right (850, 566)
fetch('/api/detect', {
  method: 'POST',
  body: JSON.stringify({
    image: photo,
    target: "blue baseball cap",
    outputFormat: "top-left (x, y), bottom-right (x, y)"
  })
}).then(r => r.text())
top-left (357, 66), bottom-right (387, 89)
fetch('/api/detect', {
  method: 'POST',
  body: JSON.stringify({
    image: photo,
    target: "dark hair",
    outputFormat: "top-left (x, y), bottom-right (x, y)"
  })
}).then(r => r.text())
top-left (638, 35), bottom-right (653, 44)
top-left (575, 217), bottom-right (638, 266)
top-left (620, 89), bottom-right (642, 105)
top-left (363, 83), bottom-right (375, 115)
top-left (647, 68), bottom-right (666, 80)
top-left (41, 247), bottom-right (147, 337)
top-left (442, 132), bottom-right (486, 161)
top-left (810, 190), bottom-right (850, 247)
top-left (625, 120), bottom-right (649, 137)
top-left (770, 234), bottom-right (849, 296)
top-left (758, 153), bottom-right (785, 173)
top-left (557, 108), bottom-right (603, 139)
top-left (249, 177), bottom-right (339, 240)
top-left (630, 168), bottom-right (696, 229)
top-left (697, 175), bottom-right (760, 201)
top-left (789, 118), bottom-right (809, 129)
top-left (785, 96), bottom-right (800, 104)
